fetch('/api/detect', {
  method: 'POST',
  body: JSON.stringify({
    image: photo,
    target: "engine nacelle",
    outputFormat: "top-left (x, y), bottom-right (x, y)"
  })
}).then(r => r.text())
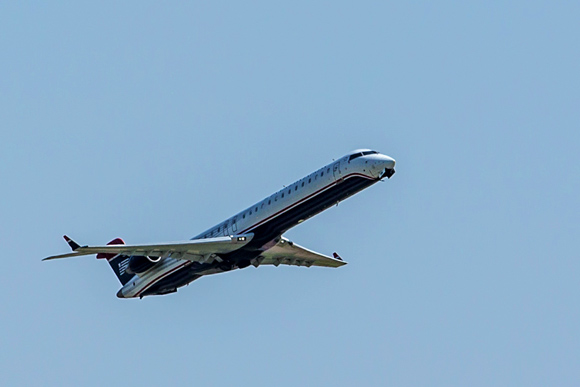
top-left (127, 255), bottom-right (161, 274)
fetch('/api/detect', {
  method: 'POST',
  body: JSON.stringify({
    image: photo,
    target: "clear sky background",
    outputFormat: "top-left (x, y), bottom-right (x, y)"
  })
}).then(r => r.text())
top-left (1, 2), bottom-right (579, 386)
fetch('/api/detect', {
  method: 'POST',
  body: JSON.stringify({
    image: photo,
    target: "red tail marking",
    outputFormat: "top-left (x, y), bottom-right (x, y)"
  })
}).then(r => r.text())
top-left (96, 238), bottom-right (125, 260)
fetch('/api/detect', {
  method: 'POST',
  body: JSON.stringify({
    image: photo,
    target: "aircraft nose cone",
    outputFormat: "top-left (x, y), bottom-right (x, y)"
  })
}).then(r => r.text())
top-left (116, 289), bottom-right (125, 298)
top-left (377, 156), bottom-right (396, 179)
top-left (383, 157), bottom-right (396, 169)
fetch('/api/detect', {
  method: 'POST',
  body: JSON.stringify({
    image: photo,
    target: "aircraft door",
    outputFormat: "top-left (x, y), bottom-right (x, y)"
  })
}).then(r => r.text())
top-left (232, 216), bottom-right (238, 233)
top-left (333, 162), bottom-right (343, 182)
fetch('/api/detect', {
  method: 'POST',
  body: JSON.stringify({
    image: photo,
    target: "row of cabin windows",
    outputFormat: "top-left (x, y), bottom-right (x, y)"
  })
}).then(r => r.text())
top-left (236, 166), bottom-right (333, 220)
top-left (204, 167), bottom-right (334, 238)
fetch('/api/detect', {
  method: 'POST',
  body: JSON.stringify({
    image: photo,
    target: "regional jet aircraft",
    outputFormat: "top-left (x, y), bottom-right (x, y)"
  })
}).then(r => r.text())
top-left (44, 149), bottom-right (396, 298)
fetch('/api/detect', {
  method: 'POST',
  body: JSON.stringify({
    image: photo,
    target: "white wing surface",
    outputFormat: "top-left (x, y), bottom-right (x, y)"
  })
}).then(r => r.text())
top-left (43, 234), bottom-right (254, 262)
top-left (257, 237), bottom-right (347, 268)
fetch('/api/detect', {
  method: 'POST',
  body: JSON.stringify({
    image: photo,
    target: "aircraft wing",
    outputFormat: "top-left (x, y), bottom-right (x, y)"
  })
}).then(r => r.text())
top-left (257, 237), bottom-right (347, 268)
top-left (43, 234), bottom-right (254, 262)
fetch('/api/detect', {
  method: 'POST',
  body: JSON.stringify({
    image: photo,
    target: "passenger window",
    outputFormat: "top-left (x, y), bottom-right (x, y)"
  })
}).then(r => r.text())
top-left (295, 186), bottom-right (297, 191)
top-left (308, 178), bottom-right (311, 183)
top-left (268, 200), bottom-right (271, 205)
top-left (282, 193), bottom-right (284, 198)
top-left (321, 171), bottom-right (324, 176)
top-left (243, 214), bottom-right (245, 219)
top-left (327, 168), bottom-right (330, 173)
top-left (288, 189), bottom-right (291, 194)
top-left (301, 182), bottom-right (304, 187)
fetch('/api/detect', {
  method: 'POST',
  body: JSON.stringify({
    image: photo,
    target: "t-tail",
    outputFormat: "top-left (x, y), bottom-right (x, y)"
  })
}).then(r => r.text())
top-left (64, 235), bottom-right (134, 286)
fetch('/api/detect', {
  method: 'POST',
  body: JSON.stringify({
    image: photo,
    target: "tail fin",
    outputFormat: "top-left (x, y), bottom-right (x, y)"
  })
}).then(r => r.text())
top-left (96, 238), bottom-right (133, 286)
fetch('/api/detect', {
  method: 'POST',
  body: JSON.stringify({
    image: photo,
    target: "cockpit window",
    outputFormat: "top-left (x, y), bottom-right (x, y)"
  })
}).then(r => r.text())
top-left (348, 152), bottom-right (363, 161)
top-left (348, 150), bottom-right (377, 161)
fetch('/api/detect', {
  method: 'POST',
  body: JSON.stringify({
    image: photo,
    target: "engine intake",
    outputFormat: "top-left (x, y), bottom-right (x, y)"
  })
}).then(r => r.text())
top-left (127, 255), bottom-right (161, 274)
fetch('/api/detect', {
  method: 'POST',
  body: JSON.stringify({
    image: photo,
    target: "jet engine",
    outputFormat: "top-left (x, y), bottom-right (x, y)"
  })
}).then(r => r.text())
top-left (127, 255), bottom-right (161, 274)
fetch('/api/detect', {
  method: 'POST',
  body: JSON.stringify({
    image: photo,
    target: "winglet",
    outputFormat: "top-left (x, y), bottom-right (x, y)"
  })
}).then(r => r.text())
top-left (333, 252), bottom-right (343, 261)
top-left (63, 235), bottom-right (81, 251)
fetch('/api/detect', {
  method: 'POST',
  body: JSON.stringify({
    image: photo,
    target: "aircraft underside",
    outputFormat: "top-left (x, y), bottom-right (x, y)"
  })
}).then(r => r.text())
top-left (44, 148), bottom-right (396, 299)
top-left (141, 175), bottom-right (378, 297)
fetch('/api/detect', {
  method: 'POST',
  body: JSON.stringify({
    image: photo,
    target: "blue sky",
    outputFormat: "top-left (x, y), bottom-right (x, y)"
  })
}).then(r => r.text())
top-left (1, 2), bottom-right (579, 386)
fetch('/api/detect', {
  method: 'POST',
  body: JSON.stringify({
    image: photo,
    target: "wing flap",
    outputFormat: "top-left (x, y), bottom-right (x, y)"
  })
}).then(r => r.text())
top-left (258, 237), bottom-right (347, 268)
top-left (43, 234), bottom-right (254, 262)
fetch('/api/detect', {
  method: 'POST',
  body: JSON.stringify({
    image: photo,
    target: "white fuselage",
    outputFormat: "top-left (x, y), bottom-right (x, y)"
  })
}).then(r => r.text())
top-left (118, 150), bottom-right (395, 298)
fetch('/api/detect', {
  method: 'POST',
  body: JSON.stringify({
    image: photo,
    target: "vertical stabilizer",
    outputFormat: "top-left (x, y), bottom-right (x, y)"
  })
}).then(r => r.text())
top-left (96, 238), bottom-right (134, 286)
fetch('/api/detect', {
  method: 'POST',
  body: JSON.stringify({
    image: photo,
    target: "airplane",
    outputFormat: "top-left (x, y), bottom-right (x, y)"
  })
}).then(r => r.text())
top-left (44, 149), bottom-right (396, 299)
